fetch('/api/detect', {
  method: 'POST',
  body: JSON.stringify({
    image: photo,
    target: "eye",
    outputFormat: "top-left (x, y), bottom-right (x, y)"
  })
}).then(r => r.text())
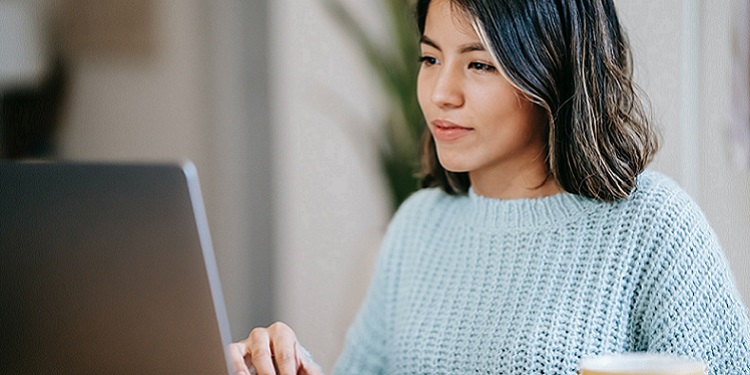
top-left (468, 62), bottom-right (497, 73)
top-left (418, 56), bottom-right (438, 66)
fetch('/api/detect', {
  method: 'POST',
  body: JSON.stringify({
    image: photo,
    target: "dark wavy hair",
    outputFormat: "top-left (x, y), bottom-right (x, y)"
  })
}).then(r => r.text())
top-left (416, 0), bottom-right (658, 202)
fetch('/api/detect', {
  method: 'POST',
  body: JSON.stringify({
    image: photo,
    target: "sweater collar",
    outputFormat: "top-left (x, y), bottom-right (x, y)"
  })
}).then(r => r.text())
top-left (467, 187), bottom-right (600, 231)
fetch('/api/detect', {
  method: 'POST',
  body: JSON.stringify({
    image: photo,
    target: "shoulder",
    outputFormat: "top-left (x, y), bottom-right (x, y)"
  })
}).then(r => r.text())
top-left (626, 170), bottom-right (703, 224)
top-left (582, 170), bottom-right (701, 238)
top-left (630, 170), bottom-right (685, 203)
top-left (630, 171), bottom-right (725, 278)
top-left (616, 170), bottom-right (722, 268)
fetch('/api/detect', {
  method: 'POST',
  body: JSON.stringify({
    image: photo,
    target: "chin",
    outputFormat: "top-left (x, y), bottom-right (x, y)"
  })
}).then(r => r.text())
top-left (436, 154), bottom-right (473, 173)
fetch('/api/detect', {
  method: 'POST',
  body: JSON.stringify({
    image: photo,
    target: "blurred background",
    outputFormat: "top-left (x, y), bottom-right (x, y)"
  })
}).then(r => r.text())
top-left (1, 0), bottom-right (748, 372)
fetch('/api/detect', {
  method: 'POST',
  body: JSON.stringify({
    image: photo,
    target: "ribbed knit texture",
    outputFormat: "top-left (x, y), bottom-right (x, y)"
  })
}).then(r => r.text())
top-left (332, 171), bottom-right (750, 374)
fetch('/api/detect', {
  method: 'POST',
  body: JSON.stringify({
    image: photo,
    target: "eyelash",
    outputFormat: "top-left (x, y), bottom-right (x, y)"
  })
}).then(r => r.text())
top-left (418, 56), bottom-right (497, 73)
top-left (418, 56), bottom-right (437, 66)
top-left (468, 62), bottom-right (497, 73)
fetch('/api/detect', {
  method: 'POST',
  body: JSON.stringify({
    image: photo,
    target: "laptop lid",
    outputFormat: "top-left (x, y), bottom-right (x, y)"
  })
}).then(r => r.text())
top-left (0, 161), bottom-right (232, 374)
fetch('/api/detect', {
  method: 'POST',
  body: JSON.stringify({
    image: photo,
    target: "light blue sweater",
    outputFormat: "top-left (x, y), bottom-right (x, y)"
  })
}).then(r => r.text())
top-left (332, 171), bottom-right (750, 374)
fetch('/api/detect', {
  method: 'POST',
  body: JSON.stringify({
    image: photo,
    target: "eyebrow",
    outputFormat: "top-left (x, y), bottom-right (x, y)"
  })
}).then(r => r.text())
top-left (420, 35), bottom-right (486, 54)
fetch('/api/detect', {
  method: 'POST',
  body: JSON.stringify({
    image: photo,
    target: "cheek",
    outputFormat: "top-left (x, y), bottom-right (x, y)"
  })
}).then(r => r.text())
top-left (477, 87), bottom-right (527, 123)
top-left (416, 71), bottom-right (432, 115)
top-left (471, 90), bottom-right (538, 138)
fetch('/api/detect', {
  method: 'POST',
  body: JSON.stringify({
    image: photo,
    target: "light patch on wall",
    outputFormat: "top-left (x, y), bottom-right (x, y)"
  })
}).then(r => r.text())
top-left (61, 0), bottom-right (155, 59)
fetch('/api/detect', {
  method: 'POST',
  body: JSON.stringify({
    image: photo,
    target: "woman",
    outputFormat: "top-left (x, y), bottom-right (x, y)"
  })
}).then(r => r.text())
top-left (230, 0), bottom-right (750, 373)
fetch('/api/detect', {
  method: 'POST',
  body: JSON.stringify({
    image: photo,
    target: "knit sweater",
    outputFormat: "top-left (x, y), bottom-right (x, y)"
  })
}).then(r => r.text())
top-left (332, 171), bottom-right (750, 374)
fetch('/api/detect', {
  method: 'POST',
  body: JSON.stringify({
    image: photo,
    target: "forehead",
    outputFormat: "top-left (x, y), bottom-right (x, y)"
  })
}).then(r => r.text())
top-left (424, 0), bottom-right (479, 40)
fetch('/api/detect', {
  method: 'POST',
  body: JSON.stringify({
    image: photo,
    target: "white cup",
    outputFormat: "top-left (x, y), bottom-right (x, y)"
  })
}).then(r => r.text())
top-left (578, 353), bottom-right (706, 375)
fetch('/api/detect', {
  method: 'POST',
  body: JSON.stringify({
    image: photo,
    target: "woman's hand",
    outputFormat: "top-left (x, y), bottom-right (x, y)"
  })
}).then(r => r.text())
top-left (228, 322), bottom-right (322, 375)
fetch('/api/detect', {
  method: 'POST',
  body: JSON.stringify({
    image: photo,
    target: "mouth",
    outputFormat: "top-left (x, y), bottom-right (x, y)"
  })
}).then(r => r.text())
top-left (431, 120), bottom-right (474, 142)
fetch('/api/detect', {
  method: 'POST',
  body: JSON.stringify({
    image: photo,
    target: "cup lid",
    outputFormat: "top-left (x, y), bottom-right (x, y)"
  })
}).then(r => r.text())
top-left (578, 353), bottom-right (706, 374)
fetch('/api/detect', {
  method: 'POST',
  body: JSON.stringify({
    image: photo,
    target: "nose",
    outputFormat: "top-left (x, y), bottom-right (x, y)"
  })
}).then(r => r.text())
top-left (430, 66), bottom-right (464, 109)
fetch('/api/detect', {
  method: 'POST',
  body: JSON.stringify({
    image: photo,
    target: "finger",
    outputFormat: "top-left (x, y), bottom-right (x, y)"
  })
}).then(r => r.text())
top-left (227, 341), bottom-right (251, 375)
top-left (268, 323), bottom-right (299, 375)
top-left (248, 328), bottom-right (276, 375)
top-left (299, 362), bottom-right (322, 375)
top-left (297, 343), bottom-right (322, 375)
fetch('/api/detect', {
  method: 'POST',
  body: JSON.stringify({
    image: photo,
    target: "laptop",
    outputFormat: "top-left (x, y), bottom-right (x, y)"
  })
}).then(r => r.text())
top-left (0, 161), bottom-right (233, 374)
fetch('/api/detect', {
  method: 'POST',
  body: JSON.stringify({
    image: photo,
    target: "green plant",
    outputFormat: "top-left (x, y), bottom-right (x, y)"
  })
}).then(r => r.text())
top-left (322, 0), bottom-right (423, 210)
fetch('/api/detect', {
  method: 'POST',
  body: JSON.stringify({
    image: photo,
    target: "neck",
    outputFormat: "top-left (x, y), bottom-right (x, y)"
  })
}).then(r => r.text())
top-left (469, 162), bottom-right (562, 200)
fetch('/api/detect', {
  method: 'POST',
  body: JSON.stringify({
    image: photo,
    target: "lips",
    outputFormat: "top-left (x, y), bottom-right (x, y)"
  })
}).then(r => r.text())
top-left (431, 119), bottom-right (474, 142)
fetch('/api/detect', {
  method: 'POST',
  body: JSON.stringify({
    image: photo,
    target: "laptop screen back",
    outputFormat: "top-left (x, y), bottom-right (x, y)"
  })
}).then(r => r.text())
top-left (0, 161), bottom-right (232, 374)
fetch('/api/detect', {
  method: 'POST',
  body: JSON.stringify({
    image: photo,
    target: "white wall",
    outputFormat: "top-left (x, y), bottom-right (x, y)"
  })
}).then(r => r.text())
top-left (269, 0), bottom-right (391, 370)
top-left (697, 0), bottom-right (750, 297)
top-left (202, 0), bottom-right (277, 337)
top-left (59, 1), bottom-right (209, 166)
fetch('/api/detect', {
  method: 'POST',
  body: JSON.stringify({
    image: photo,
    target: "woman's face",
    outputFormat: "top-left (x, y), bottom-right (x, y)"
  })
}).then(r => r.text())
top-left (417, 0), bottom-right (549, 194)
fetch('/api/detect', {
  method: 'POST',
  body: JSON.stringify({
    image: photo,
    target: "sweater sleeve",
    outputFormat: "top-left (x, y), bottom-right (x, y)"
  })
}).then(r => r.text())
top-left (635, 189), bottom-right (750, 373)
